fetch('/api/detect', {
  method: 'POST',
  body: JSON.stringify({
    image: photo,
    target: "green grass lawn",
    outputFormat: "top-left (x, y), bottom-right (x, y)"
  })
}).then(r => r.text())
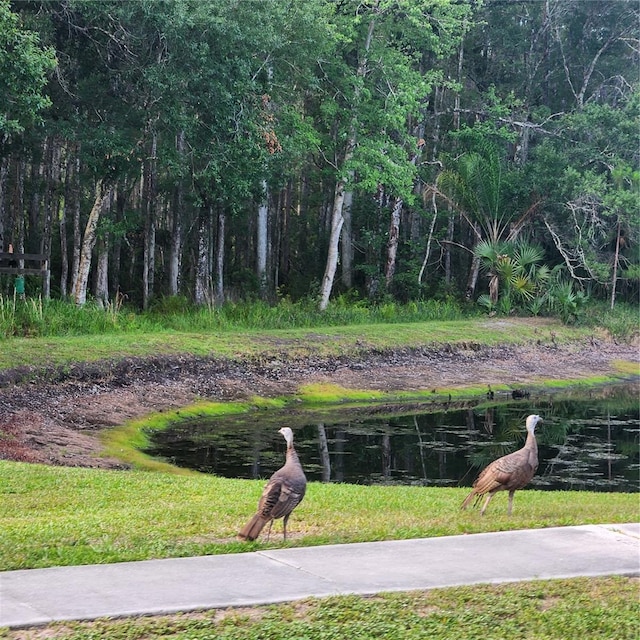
top-left (1, 313), bottom-right (638, 638)
top-left (2, 462), bottom-right (638, 639)
top-left (0, 316), bottom-right (599, 370)
top-left (2, 460), bottom-right (638, 571)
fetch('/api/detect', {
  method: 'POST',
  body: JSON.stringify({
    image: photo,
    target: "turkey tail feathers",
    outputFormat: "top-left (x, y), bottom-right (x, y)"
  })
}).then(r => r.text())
top-left (238, 514), bottom-right (268, 541)
top-left (460, 490), bottom-right (478, 510)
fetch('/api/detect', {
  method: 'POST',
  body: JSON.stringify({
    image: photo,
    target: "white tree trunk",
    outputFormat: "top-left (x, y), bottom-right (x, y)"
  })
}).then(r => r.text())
top-left (319, 177), bottom-right (348, 311)
top-left (418, 190), bottom-right (439, 285)
top-left (194, 208), bottom-right (211, 306)
top-left (340, 189), bottom-right (353, 288)
top-left (257, 179), bottom-right (268, 297)
top-left (169, 131), bottom-right (185, 296)
top-left (465, 225), bottom-right (482, 301)
top-left (385, 197), bottom-right (402, 290)
top-left (73, 181), bottom-right (112, 306)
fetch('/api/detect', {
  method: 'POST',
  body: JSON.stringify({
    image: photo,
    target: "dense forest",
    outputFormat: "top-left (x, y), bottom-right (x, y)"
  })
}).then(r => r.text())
top-left (0, 0), bottom-right (638, 314)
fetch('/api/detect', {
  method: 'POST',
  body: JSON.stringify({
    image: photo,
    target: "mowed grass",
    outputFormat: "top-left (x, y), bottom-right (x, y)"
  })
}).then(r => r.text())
top-left (0, 577), bottom-right (638, 639)
top-left (0, 317), bottom-right (598, 370)
top-left (1, 460), bottom-right (638, 571)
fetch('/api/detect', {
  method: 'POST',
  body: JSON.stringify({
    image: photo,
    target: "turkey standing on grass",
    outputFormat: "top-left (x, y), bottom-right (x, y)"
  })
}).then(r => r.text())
top-left (461, 414), bottom-right (542, 515)
top-left (238, 427), bottom-right (307, 542)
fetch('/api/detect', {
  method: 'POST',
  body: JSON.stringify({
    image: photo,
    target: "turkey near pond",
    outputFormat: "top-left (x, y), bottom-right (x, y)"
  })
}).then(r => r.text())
top-left (461, 414), bottom-right (541, 515)
top-left (144, 386), bottom-right (639, 492)
top-left (238, 427), bottom-right (307, 542)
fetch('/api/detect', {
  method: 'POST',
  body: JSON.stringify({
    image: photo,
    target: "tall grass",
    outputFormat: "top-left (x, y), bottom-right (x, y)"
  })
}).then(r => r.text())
top-left (0, 295), bottom-right (636, 340)
top-left (152, 296), bottom-right (472, 331)
top-left (584, 301), bottom-right (640, 340)
top-left (0, 296), bottom-right (473, 338)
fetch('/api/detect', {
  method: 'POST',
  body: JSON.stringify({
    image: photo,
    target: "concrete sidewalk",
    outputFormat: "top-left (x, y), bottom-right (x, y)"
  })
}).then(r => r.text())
top-left (2, 523), bottom-right (639, 629)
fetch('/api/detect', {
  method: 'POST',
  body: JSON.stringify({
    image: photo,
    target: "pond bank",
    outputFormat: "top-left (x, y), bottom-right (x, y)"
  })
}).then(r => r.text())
top-left (0, 332), bottom-right (637, 470)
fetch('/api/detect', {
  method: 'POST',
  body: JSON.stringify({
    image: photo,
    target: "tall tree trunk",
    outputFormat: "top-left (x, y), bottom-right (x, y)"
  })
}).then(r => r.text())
top-left (111, 185), bottom-right (125, 300)
top-left (9, 159), bottom-right (27, 253)
top-left (257, 179), bottom-right (268, 298)
top-left (59, 144), bottom-right (77, 298)
top-left (465, 223), bottom-right (482, 300)
top-left (0, 156), bottom-right (8, 250)
top-left (610, 217), bottom-right (621, 310)
top-left (194, 205), bottom-right (211, 306)
top-left (142, 131), bottom-right (157, 310)
top-left (319, 176), bottom-right (348, 311)
top-left (28, 158), bottom-right (43, 253)
top-left (94, 232), bottom-right (109, 308)
top-left (278, 180), bottom-right (292, 289)
top-left (14, 160), bottom-right (26, 271)
top-left (385, 197), bottom-right (402, 290)
top-left (340, 189), bottom-right (353, 288)
top-left (214, 207), bottom-right (225, 305)
top-left (70, 153), bottom-right (81, 297)
top-left (418, 190), bottom-right (439, 285)
top-left (444, 209), bottom-right (455, 285)
top-left (73, 180), bottom-right (113, 306)
top-left (41, 136), bottom-right (62, 299)
top-left (319, 15), bottom-right (375, 311)
top-left (169, 131), bottom-right (185, 297)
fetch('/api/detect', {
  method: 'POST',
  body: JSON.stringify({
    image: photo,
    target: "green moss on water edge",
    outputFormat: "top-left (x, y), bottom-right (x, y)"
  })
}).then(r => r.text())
top-left (103, 369), bottom-right (638, 473)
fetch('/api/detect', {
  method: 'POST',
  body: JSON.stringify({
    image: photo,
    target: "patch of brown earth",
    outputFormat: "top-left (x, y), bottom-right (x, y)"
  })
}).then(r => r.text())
top-left (0, 337), bottom-right (637, 469)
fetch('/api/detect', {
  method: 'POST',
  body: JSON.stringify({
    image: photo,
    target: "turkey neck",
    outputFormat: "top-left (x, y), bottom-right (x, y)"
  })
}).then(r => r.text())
top-left (524, 429), bottom-right (538, 465)
top-left (285, 442), bottom-right (301, 467)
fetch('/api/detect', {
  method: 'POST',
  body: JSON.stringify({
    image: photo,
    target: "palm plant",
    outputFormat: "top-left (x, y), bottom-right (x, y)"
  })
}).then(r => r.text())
top-left (545, 268), bottom-right (589, 324)
top-left (474, 239), bottom-right (550, 313)
top-left (437, 143), bottom-right (543, 300)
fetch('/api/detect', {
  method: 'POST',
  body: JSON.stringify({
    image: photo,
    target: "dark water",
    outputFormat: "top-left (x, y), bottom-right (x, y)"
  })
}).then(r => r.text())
top-left (144, 384), bottom-right (640, 492)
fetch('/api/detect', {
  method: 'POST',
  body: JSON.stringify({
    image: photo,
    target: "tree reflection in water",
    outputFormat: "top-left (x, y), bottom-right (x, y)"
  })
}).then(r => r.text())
top-left (144, 384), bottom-right (639, 492)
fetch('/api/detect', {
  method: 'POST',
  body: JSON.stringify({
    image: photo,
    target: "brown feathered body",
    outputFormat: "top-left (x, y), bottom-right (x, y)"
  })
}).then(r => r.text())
top-left (461, 414), bottom-right (542, 515)
top-left (238, 427), bottom-right (306, 541)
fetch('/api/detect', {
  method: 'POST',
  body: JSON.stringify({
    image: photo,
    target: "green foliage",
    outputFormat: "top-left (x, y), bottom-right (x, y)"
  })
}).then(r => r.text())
top-left (576, 301), bottom-right (639, 340)
top-left (474, 239), bottom-right (551, 315)
top-left (529, 94), bottom-right (640, 295)
top-left (0, 0), bottom-right (638, 315)
top-left (0, 0), bottom-right (55, 139)
top-left (0, 297), bottom-right (475, 339)
top-left (0, 296), bottom-right (149, 338)
top-left (545, 270), bottom-right (589, 325)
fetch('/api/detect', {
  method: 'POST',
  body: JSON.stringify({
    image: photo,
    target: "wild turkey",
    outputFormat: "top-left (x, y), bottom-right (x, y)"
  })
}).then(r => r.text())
top-left (238, 427), bottom-right (307, 542)
top-left (461, 414), bottom-right (542, 515)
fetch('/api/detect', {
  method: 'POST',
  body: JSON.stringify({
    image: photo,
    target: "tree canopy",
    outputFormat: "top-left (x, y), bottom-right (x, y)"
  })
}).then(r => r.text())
top-left (0, 0), bottom-right (637, 313)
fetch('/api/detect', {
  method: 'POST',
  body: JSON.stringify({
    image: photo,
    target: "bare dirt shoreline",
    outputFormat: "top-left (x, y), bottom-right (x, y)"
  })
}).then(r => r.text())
top-left (0, 334), bottom-right (637, 469)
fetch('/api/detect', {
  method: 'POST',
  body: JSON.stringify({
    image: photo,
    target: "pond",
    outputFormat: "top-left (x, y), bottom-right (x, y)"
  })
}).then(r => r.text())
top-left (144, 383), bottom-right (640, 492)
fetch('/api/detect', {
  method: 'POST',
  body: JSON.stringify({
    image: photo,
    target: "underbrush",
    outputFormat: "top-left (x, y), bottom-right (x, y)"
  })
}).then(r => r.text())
top-left (0, 295), bottom-right (473, 338)
top-left (0, 294), bottom-right (637, 340)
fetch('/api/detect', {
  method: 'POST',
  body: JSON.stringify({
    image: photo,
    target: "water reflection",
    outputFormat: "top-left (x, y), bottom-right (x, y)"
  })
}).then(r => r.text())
top-left (144, 384), bottom-right (639, 492)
